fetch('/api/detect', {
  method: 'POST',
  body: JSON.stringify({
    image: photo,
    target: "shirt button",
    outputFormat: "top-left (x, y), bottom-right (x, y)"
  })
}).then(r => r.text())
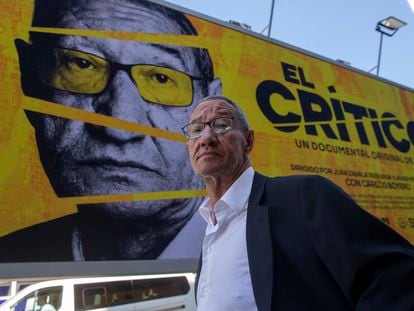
top-left (203, 286), bottom-right (208, 293)
top-left (206, 247), bottom-right (212, 253)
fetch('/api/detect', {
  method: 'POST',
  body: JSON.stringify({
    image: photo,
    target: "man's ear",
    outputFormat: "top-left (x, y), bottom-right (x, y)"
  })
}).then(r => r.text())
top-left (244, 129), bottom-right (254, 154)
top-left (207, 77), bottom-right (222, 96)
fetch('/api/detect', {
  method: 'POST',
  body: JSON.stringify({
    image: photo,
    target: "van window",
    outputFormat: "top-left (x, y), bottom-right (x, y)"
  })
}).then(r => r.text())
top-left (133, 277), bottom-right (190, 302)
top-left (10, 286), bottom-right (62, 311)
top-left (75, 281), bottom-right (134, 310)
top-left (74, 277), bottom-right (190, 310)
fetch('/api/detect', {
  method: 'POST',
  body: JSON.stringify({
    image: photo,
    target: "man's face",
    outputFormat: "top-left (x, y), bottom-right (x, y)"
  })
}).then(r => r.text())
top-left (187, 100), bottom-right (253, 180)
top-left (21, 0), bottom-right (221, 220)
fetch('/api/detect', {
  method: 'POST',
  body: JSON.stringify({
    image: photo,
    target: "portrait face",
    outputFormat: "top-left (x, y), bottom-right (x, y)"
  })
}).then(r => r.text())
top-left (17, 0), bottom-right (221, 222)
top-left (187, 100), bottom-right (254, 181)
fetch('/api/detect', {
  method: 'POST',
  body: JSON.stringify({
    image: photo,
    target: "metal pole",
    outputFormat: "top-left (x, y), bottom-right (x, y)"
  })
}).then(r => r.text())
top-left (267, 0), bottom-right (276, 37)
top-left (376, 31), bottom-right (384, 76)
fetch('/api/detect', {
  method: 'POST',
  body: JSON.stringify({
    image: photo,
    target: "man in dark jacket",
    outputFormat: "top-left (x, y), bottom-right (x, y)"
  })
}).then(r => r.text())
top-left (182, 95), bottom-right (414, 310)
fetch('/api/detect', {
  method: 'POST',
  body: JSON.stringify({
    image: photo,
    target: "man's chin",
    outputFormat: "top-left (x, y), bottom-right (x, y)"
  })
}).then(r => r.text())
top-left (196, 166), bottom-right (225, 179)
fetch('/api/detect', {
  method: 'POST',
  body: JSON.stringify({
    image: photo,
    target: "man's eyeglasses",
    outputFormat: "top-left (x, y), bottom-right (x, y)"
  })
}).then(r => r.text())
top-left (34, 47), bottom-right (205, 107)
top-left (181, 117), bottom-right (234, 139)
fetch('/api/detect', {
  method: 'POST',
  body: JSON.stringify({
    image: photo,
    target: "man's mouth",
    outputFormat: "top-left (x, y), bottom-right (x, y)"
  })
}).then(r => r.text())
top-left (196, 152), bottom-right (221, 161)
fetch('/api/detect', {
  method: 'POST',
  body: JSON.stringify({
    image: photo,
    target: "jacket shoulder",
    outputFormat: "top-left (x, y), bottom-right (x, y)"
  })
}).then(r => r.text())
top-left (257, 173), bottom-right (340, 195)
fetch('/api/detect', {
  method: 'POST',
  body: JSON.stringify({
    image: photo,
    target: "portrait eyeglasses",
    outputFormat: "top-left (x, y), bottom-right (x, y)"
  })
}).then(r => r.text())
top-left (34, 47), bottom-right (206, 107)
top-left (181, 117), bottom-right (234, 139)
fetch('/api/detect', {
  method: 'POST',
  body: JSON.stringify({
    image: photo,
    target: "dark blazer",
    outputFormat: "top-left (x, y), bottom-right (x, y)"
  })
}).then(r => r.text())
top-left (197, 173), bottom-right (414, 310)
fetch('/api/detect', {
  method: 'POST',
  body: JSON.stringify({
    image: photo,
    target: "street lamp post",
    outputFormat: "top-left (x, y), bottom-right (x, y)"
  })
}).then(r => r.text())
top-left (375, 16), bottom-right (406, 76)
top-left (267, 0), bottom-right (276, 37)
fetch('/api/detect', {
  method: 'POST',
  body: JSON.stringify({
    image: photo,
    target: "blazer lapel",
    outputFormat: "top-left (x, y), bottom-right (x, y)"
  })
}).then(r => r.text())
top-left (247, 173), bottom-right (273, 311)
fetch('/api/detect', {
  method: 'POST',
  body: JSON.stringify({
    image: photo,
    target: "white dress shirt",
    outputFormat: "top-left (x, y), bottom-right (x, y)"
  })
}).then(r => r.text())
top-left (197, 167), bottom-right (257, 311)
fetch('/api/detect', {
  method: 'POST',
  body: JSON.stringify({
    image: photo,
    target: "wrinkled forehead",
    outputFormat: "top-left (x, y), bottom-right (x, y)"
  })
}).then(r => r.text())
top-left (190, 100), bottom-right (237, 122)
top-left (34, 0), bottom-right (188, 34)
top-left (31, 0), bottom-right (201, 73)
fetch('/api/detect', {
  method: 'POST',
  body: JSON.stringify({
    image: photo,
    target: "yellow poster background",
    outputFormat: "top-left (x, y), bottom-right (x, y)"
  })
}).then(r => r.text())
top-left (0, 0), bottom-right (413, 245)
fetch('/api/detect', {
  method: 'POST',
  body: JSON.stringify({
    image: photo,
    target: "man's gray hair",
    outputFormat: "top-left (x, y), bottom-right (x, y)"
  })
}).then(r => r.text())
top-left (198, 95), bottom-right (250, 131)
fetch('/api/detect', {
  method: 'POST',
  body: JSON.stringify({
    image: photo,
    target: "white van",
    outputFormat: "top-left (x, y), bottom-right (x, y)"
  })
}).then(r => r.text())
top-left (0, 273), bottom-right (196, 311)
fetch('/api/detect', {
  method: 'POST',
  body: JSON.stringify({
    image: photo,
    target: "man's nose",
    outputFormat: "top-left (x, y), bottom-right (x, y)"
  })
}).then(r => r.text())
top-left (89, 70), bottom-right (150, 142)
top-left (198, 124), bottom-right (218, 147)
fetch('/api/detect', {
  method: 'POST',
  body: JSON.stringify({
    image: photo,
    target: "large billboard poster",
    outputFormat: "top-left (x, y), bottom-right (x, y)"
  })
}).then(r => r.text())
top-left (0, 0), bottom-right (413, 264)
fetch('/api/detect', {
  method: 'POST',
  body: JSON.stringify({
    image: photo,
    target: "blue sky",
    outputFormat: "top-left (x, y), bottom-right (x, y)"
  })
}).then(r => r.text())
top-left (164, 0), bottom-right (414, 90)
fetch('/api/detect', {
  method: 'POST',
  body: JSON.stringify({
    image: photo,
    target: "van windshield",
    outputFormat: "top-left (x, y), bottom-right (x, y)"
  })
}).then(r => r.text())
top-left (10, 286), bottom-right (62, 311)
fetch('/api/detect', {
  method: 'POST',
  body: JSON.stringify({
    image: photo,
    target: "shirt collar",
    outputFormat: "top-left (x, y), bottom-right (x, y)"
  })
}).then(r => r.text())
top-left (199, 167), bottom-right (254, 224)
